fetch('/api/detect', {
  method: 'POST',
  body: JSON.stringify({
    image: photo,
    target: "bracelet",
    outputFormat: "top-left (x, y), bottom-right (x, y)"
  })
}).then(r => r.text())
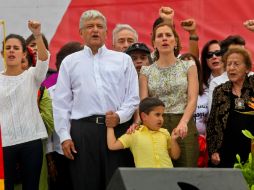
top-left (189, 34), bottom-right (199, 41)
top-left (33, 33), bottom-right (42, 39)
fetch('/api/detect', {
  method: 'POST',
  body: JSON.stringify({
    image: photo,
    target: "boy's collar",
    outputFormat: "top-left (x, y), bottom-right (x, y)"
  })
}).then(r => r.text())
top-left (139, 125), bottom-right (148, 131)
top-left (139, 125), bottom-right (166, 133)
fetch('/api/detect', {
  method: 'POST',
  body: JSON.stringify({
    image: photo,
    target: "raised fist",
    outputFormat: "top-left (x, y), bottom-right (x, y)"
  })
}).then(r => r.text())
top-left (159, 6), bottom-right (174, 23)
top-left (181, 19), bottom-right (197, 34)
top-left (28, 20), bottom-right (41, 36)
top-left (243, 20), bottom-right (254, 32)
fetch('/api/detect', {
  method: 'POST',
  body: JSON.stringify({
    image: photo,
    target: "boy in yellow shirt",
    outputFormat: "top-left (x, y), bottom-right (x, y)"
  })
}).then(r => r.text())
top-left (107, 97), bottom-right (180, 168)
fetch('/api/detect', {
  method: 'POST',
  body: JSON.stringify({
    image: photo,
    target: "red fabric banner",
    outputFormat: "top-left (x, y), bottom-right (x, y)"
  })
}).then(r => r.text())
top-left (49, 0), bottom-right (254, 69)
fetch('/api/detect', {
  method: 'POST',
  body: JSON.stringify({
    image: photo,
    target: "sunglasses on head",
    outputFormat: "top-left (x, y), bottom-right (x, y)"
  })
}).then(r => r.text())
top-left (206, 50), bottom-right (222, 59)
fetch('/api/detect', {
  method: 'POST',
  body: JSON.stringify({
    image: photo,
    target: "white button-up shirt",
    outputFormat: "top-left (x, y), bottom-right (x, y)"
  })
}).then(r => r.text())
top-left (53, 45), bottom-right (140, 143)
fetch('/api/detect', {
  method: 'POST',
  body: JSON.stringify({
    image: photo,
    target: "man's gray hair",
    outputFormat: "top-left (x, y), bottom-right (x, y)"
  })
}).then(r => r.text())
top-left (112, 24), bottom-right (138, 44)
top-left (79, 10), bottom-right (107, 29)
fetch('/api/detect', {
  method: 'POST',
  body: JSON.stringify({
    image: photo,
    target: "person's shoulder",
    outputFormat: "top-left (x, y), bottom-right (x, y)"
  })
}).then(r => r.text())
top-left (159, 128), bottom-right (170, 136)
top-left (60, 49), bottom-right (84, 68)
top-left (137, 125), bottom-right (150, 133)
top-left (140, 64), bottom-right (154, 76)
top-left (178, 58), bottom-right (194, 64)
top-left (0, 71), bottom-right (5, 79)
top-left (247, 73), bottom-right (254, 86)
top-left (179, 58), bottom-right (194, 65)
top-left (178, 58), bottom-right (195, 70)
top-left (64, 49), bottom-right (84, 60)
top-left (142, 64), bottom-right (153, 70)
top-left (212, 72), bottom-right (228, 84)
top-left (105, 48), bottom-right (130, 58)
top-left (159, 128), bottom-right (169, 133)
top-left (248, 71), bottom-right (254, 77)
top-left (214, 79), bottom-right (231, 93)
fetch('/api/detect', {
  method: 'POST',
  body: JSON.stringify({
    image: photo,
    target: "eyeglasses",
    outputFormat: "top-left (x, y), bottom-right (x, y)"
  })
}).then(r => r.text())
top-left (206, 50), bottom-right (222, 59)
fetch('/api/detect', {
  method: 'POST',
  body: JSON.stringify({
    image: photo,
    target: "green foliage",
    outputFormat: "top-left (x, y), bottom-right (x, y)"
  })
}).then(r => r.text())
top-left (242, 130), bottom-right (254, 140)
top-left (234, 153), bottom-right (254, 189)
top-left (234, 130), bottom-right (254, 189)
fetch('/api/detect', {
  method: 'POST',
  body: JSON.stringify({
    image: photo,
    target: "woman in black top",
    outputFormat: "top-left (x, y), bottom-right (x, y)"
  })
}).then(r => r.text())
top-left (207, 47), bottom-right (254, 167)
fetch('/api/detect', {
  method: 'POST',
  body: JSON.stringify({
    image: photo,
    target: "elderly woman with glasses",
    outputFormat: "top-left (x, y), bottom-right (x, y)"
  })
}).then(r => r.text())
top-left (207, 48), bottom-right (254, 168)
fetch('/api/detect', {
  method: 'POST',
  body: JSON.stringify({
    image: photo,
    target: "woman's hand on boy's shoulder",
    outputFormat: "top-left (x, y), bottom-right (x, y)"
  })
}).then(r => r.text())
top-left (126, 123), bottom-right (140, 134)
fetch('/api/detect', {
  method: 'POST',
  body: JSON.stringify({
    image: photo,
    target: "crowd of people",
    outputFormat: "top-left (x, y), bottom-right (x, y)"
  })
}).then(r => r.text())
top-left (0, 6), bottom-right (254, 190)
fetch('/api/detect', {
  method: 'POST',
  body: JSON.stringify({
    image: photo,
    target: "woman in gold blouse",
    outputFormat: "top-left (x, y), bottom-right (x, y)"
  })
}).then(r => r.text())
top-left (207, 48), bottom-right (254, 167)
top-left (139, 22), bottom-right (199, 167)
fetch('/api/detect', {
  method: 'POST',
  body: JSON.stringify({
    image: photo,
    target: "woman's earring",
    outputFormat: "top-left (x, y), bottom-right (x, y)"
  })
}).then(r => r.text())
top-left (152, 48), bottom-right (159, 62)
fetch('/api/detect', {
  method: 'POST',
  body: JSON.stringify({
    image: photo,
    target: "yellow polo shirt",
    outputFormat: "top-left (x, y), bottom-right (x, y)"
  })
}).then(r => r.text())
top-left (118, 125), bottom-right (173, 168)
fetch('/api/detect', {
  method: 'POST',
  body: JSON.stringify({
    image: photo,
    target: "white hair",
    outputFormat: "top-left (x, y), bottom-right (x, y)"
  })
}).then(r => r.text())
top-left (79, 10), bottom-right (107, 29)
top-left (112, 24), bottom-right (138, 44)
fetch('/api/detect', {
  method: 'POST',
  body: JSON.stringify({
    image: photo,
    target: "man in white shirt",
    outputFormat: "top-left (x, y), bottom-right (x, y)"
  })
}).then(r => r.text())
top-left (53, 10), bottom-right (139, 190)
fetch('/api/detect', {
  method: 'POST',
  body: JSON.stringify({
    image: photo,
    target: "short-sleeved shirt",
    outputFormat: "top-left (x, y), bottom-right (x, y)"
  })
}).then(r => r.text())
top-left (140, 59), bottom-right (195, 113)
top-left (118, 125), bottom-right (173, 168)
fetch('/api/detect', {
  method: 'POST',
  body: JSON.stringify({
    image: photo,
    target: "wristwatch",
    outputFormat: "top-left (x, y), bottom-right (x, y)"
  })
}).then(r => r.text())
top-left (189, 34), bottom-right (199, 41)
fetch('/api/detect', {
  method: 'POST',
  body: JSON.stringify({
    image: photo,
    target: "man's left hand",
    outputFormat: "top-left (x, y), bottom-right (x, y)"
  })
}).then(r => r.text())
top-left (105, 111), bottom-right (120, 128)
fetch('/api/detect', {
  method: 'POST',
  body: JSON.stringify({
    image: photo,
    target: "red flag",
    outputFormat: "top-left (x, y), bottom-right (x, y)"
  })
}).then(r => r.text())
top-left (0, 129), bottom-right (4, 189)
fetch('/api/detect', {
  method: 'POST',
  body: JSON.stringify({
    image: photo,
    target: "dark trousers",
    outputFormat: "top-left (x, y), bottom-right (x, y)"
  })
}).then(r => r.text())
top-left (3, 139), bottom-right (43, 190)
top-left (49, 152), bottom-right (72, 190)
top-left (69, 119), bottom-right (134, 190)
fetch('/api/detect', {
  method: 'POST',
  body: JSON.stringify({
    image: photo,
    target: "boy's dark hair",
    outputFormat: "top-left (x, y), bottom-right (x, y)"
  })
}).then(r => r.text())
top-left (26, 33), bottom-right (49, 50)
top-left (139, 97), bottom-right (165, 116)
